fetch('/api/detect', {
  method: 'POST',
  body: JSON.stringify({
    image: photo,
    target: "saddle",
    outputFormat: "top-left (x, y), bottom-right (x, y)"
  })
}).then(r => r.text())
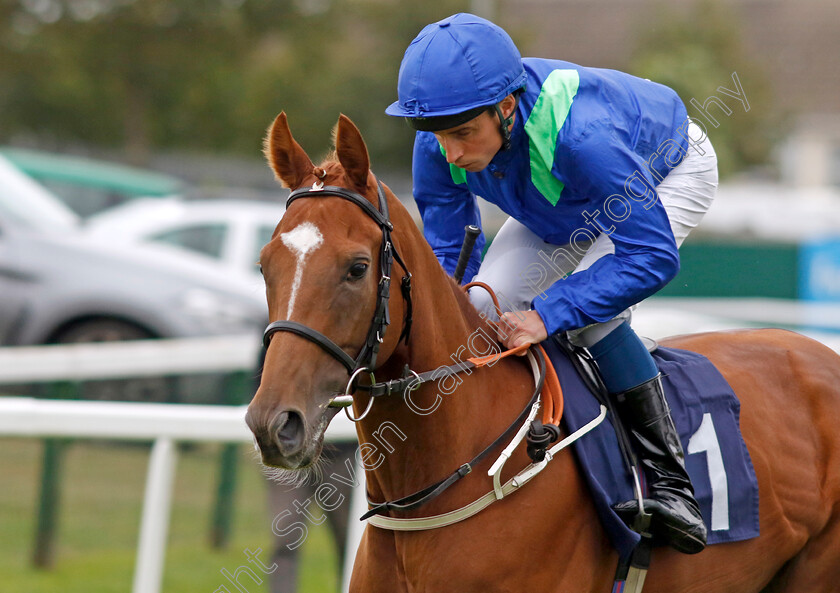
top-left (542, 335), bottom-right (760, 562)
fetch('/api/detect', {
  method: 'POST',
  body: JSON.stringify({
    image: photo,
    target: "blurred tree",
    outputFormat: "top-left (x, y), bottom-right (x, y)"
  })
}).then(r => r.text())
top-left (1, 0), bottom-right (252, 163)
top-left (627, 0), bottom-right (783, 178)
top-left (233, 0), bottom-right (467, 170)
top-left (0, 0), bottom-right (465, 171)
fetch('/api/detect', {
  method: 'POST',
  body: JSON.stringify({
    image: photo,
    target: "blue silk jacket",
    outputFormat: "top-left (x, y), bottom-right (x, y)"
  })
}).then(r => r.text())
top-left (412, 58), bottom-right (692, 334)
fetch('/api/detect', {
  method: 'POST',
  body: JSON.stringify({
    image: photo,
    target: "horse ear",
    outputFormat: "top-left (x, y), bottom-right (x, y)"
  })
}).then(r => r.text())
top-left (334, 114), bottom-right (370, 190)
top-left (264, 112), bottom-right (315, 189)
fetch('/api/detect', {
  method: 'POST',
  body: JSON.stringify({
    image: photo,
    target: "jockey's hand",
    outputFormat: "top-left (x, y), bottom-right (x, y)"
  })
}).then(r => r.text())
top-left (497, 310), bottom-right (548, 353)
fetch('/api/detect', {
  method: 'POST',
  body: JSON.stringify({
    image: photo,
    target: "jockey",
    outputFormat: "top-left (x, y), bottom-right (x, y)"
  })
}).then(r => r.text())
top-left (385, 13), bottom-right (717, 554)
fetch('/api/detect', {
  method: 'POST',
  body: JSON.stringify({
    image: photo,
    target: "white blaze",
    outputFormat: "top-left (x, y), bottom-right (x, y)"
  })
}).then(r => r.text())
top-left (280, 222), bottom-right (324, 319)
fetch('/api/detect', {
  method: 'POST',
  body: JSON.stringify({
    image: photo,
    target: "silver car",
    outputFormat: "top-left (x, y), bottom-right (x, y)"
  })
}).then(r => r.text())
top-left (84, 197), bottom-right (286, 282)
top-left (0, 156), bottom-right (268, 400)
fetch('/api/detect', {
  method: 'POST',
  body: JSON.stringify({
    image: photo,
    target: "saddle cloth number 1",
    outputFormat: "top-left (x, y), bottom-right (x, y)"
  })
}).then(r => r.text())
top-left (687, 412), bottom-right (730, 532)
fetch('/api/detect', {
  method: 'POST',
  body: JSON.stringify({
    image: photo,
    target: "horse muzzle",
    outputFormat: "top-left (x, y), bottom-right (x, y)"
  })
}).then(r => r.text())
top-left (245, 406), bottom-right (318, 469)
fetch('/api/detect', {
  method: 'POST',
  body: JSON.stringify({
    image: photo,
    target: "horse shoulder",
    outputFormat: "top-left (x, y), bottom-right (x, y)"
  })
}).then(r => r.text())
top-left (350, 528), bottom-right (407, 593)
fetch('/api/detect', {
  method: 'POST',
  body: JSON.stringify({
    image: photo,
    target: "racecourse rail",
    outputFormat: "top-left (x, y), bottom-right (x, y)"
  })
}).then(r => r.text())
top-left (3, 301), bottom-right (840, 593)
top-left (0, 335), bottom-right (363, 593)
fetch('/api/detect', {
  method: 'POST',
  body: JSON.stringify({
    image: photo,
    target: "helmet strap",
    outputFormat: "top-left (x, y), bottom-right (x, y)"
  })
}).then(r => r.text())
top-left (494, 95), bottom-right (518, 151)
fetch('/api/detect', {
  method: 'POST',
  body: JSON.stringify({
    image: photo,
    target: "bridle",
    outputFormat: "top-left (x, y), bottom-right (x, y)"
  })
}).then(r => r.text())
top-left (262, 177), bottom-right (413, 417)
top-left (259, 175), bottom-right (583, 522)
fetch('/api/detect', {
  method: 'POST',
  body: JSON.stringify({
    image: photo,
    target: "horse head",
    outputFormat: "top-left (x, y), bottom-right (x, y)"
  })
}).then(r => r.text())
top-left (247, 112), bottom-right (408, 471)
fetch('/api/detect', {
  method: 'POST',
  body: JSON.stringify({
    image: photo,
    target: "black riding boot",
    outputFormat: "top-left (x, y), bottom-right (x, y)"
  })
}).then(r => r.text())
top-left (611, 375), bottom-right (708, 554)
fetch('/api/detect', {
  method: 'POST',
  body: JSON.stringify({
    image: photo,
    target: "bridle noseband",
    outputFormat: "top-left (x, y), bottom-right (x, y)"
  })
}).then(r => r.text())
top-left (262, 178), bottom-right (413, 413)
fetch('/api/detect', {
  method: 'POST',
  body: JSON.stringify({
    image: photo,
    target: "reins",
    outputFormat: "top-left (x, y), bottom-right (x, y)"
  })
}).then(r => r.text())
top-left (359, 278), bottom-right (569, 521)
top-left (462, 279), bottom-right (564, 429)
top-left (360, 342), bottom-right (547, 520)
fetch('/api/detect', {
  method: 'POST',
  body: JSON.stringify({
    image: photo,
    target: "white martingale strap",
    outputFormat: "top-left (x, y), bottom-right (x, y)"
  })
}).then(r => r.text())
top-left (488, 350), bottom-right (544, 499)
top-left (366, 403), bottom-right (608, 531)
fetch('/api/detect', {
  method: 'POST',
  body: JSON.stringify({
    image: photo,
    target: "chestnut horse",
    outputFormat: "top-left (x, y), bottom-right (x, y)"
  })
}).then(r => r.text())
top-left (247, 112), bottom-right (840, 592)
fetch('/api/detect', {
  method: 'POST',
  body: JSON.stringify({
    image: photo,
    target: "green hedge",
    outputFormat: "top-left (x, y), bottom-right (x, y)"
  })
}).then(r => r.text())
top-left (661, 240), bottom-right (799, 299)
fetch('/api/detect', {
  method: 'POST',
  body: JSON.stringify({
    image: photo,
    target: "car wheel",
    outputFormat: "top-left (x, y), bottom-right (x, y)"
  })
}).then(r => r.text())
top-left (52, 319), bottom-right (177, 403)
top-left (56, 318), bottom-right (152, 343)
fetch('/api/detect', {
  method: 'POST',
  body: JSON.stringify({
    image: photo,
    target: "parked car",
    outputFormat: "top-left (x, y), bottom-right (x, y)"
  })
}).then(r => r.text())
top-left (84, 197), bottom-right (286, 280)
top-left (0, 155), bottom-right (267, 401)
top-left (0, 146), bottom-right (184, 218)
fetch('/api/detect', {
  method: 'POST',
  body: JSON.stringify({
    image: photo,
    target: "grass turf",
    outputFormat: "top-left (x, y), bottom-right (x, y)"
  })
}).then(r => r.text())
top-left (0, 438), bottom-right (340, 593)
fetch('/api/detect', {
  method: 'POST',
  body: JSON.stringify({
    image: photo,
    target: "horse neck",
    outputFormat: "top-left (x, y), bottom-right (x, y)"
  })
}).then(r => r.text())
top-left (355, 189), bottom-right (535, 503)
top-left (381, 183), bottom-right (496, 370)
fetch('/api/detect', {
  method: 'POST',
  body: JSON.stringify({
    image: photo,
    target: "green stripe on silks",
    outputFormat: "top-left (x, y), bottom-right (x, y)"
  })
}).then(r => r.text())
top-left (524, 69), bottom-right (580, 206)
top-left (438, 144), bottom-right (468, 186)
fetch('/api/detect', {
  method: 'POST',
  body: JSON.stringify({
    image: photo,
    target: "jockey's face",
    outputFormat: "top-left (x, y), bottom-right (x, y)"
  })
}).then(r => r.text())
top-left (433, 95), bottom-right (516, 173)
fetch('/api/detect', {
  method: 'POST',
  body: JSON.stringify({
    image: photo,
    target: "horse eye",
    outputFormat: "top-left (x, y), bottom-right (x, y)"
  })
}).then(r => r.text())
top-left (256, 263), bottom-right (264, 277)
top-left (347, 262), bottom-right (369, 281)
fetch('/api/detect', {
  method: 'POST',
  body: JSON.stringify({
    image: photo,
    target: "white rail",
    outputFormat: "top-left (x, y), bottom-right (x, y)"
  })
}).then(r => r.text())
top-left (0, 336), bottom-right (361, 593)
top-left (0, 334), bottom-right (261, 382)
top-left (4, 305), bottom-right (839, 593)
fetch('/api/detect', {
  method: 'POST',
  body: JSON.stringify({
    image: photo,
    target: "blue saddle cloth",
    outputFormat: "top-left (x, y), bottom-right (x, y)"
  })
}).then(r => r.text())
top-left (541, 338), bottom-right (760, 561)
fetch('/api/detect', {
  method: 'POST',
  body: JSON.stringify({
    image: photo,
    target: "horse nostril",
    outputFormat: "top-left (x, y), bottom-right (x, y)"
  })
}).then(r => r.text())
top-left (273, 410), bottom-right (305, 453)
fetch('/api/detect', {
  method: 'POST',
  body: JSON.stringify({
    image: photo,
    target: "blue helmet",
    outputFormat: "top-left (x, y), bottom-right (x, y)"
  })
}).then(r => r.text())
top-left (385, 13), bottom-right (527, 132)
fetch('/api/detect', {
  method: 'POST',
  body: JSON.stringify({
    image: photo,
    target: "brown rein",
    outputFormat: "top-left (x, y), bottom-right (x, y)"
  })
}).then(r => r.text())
top-left (465, 342), bottom-right (564, 428)
top-left (359, 281), bottom-right (565, 519)
top-left (462, 280), bottom-right (564, 428)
